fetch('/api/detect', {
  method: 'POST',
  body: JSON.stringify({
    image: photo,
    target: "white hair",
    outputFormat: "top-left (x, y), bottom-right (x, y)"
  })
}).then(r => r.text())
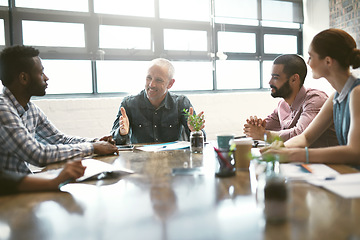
top-left (150, 58), bottom-right (175, 80)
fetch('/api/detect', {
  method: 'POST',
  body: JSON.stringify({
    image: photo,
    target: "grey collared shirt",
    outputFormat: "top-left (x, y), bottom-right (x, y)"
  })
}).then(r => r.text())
top-left (111, 90), bottom-right (204, 144)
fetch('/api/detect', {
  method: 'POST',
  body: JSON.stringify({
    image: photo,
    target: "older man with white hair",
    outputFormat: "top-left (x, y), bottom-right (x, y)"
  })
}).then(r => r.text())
top-left (111, 58), bottom-right (205, 144)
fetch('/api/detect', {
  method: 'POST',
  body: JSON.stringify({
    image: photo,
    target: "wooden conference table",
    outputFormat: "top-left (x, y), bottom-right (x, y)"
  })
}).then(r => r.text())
top-left (0, 144), bottom-right (359, 240)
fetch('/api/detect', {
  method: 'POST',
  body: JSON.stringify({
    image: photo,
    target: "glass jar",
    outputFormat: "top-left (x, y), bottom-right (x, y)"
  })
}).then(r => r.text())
top-left (257, 157), bottom-right (288, 223)
top-left (190, 130), bottom-right (204, 153)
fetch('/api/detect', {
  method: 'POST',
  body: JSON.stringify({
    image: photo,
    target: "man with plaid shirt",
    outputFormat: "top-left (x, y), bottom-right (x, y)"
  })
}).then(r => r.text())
top-left (0, 45), bottom-right (118, 174)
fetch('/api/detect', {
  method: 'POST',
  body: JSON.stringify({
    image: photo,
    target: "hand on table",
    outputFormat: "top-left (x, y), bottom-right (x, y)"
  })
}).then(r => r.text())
top-left (260, 140), bottom-right (291, 163)
top-left (98, 135), bottom-right (115, 145)
top-left (54, 160), bottom-right (87, 184)
top-left (93, 141), bottom-right (119, 155)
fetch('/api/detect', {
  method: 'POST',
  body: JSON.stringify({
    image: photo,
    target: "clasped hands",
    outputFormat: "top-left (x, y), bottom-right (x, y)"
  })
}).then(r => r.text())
top-left (244, 116), bottom-right (289, 162)
top-left (243, 116), bottom-right (267, 140)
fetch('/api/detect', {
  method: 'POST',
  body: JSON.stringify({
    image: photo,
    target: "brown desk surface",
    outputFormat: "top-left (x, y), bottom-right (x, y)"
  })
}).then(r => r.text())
top-left (0, 144), bottom-right (359, 240)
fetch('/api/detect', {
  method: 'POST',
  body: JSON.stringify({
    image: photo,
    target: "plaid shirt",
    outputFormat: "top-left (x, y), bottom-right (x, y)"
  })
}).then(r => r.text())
top-left (0, 87), bottom-right (94, 173)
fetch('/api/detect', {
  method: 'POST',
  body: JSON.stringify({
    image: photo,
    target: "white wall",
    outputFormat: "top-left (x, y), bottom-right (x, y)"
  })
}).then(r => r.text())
top-left (33, 92), bottom-right (279, 141)
top-left (33, 0), bottom-right (331, 142)
top-left (302, 0), bottom-right (333, 95)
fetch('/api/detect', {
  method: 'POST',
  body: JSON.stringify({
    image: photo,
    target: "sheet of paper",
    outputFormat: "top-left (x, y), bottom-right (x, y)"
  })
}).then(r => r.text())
top-left (136, 141), bottom-right (190, 152)
top-left (280, 163), bottom-right (340, 181)
top-left (307, 173), bottom-right (360, 198)
top-left (34, 159), bottom-right (134, 182)
top-left (77, 159), bottom-right (134, 182)
top-left (321, 183), bottom-right (360, 198)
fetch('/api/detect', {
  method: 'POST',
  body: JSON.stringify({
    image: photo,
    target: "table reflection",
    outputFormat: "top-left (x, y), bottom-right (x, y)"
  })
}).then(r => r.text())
top-left (0, 145), bottom-right (359, 240)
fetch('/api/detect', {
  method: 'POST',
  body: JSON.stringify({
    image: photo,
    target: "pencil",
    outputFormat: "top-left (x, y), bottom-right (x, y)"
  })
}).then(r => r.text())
top-left (213, 147), bottom-right (233, 169)
top-left (300, 164), bottom-right (312, 173)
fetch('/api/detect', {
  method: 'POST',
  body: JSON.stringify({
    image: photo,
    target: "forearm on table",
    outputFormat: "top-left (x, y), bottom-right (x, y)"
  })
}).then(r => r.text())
top-left (302, 145), bottom-right (360, 164)
top-left (17, 176), bottom-right (59, 192)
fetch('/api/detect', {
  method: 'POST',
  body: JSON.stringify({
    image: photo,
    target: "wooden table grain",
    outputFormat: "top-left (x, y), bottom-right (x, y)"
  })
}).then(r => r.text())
top-left (0, 144), bottom-right (359, 240)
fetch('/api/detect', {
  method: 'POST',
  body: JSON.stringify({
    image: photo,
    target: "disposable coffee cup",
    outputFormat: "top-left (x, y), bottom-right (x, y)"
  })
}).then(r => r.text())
top-left (230, 138), bottom-right (253, 171)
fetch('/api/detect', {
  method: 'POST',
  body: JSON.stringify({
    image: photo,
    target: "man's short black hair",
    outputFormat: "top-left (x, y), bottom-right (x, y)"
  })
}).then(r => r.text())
top-left (0, 45), bottom-right (40, 87)
top-left (273, 54), bottom-right (307, 87)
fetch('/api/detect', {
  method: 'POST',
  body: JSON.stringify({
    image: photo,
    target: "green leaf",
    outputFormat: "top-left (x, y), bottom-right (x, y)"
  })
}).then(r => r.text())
top-left (183, 108), bottom-right (204, 131)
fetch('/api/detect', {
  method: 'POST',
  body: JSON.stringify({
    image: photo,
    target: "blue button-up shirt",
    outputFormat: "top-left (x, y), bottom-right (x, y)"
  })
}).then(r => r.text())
top-left (111, 90), bottom-right (204, 144)
top-left (333, 75), bottom-right (360, 145)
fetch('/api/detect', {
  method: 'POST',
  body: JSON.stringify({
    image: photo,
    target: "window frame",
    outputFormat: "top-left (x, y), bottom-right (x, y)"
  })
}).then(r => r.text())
top-left (0, 0), bottom-right (303, 98)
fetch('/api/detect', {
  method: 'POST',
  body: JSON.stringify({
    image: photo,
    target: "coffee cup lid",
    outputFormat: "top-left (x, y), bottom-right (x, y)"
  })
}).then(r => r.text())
top-left (230, 137), bottom-right (253, 145)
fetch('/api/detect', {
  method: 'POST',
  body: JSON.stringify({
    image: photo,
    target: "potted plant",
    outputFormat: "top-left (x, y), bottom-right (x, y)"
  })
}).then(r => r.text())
top-left (183, 109), bottom-right (204, 153)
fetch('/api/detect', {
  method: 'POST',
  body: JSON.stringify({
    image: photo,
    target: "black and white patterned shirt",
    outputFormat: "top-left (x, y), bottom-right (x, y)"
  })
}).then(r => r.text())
top-left (0, 87), bottom-right (94, 173)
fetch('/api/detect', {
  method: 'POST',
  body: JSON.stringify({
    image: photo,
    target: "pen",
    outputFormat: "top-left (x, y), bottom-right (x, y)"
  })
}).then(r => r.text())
top-left (324, 176), bottom-right (336, 180)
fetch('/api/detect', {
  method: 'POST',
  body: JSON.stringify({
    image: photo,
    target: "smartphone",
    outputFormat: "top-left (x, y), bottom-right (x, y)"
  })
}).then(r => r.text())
top-left (116, 145), bottom-right (134, 151)
top-left (172, 167), bottom-right (204, 175)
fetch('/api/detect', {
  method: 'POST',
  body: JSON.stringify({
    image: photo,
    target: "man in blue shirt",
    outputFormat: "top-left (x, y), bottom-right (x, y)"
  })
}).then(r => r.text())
top-left (111, 58), bottom-right (205, 144)
top-left (0, 45), bottom-right (118, 173)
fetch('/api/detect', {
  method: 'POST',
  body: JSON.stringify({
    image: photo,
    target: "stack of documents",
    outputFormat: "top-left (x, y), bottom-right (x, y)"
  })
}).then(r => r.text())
top-left (280, 163), bottom-right (340, 181)
top-left (307, 172), bottom-right (360, 198)
top-left (280, 163), bottom-right (360, 198)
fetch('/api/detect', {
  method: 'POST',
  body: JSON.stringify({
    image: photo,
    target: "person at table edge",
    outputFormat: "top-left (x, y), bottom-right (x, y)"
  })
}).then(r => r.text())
top-left (111, 58), bottom-right (205, 144)
top-left (0, 45), bottom-right (118, 174)
top-left (244, 54), bottom-right (338, 148)
top-left (0, 160), bottom-right (86, 195)
top-left (262, 29), bottom-right (360, 164)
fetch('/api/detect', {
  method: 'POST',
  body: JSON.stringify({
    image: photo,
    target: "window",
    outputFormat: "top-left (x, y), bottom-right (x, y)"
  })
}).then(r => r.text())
top-left (159, 0), bottom-right (210, 22)
top-left (264, 34), bottom-right (298, 54)
top-left (217, 32), bottom-right (256, 53)
top-left (22, 21), bottom-right (85, 48)
top-left (42, 60), bottom-right (92, 94)
top-left (216, 60), bottom-right (260, 89)
top-left (96, 60), bottom-right (213, 93)
top-left (94, 0), bottom-right (154, 17)
top-left (0, 0), bottom-right (303, 96)
top-left (16, 0), bottom-right (88, 12)
top-left (262, 0), bottom-right (304, 23)
top-left (170, 61), bottom-right (213, 91)
top-left (0, 19), bottom-right (4, 46)
top-left (99, 25), bottom-right (151, 50)
top-left (262, 60), bottom-right (274, 88)
top-left (164, 29), bottom-right (208, 51)
top-left (215, 0), bottom-right (257, 21)
top-left (96, 61), bottom-right (148, 93)
top-left (213, 0), bottom-right (303, 91)
top-left (0, 0), bottom-right (8, 6)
